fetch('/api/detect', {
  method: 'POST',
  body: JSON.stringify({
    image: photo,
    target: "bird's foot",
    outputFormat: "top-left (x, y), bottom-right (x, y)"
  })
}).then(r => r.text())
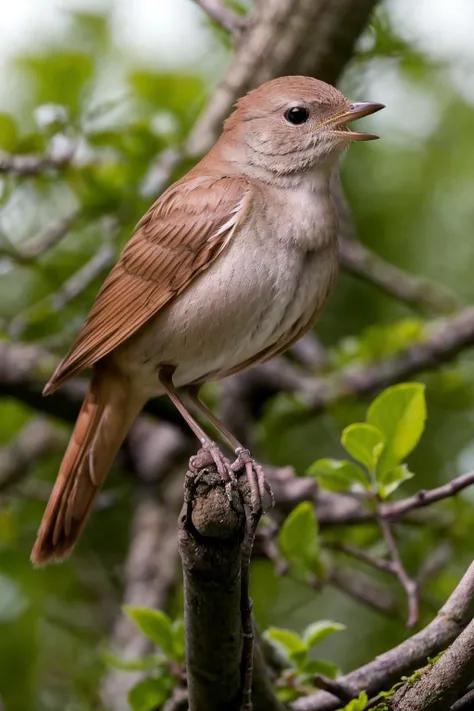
top-left (188, 441), bottom-right (237, 503)
top-left (230, 448), bottom-right (274, 517)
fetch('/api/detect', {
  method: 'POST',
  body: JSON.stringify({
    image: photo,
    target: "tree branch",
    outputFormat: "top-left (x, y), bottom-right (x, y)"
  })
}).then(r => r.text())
top-left (339, 237), bottom-right (460, 316)
top-left (306, 307), bottom-right (474, 415)
top-left (391, 617), bottom-right (474, 711)
top-left (291, 560), bottom-right (474, 711)
top-left (179, 462), bottom-right (246, 711)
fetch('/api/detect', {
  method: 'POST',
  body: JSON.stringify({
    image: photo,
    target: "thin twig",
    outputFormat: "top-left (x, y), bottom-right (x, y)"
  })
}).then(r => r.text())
top-left (327, 566), bottom-right (400, 618)
top-left (377, 513), bottom-right (419, 627)
top-left (383, 470), bottom-right (474, 519)
top-left (325, 541), bottom-right (395, 574)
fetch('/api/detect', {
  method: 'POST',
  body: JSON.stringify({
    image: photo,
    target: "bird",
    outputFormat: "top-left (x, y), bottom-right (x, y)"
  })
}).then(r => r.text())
top-left (31, 75), bottom-right (383, 565)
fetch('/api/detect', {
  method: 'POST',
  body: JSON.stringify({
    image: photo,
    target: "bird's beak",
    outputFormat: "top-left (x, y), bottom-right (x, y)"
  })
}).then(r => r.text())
top-left (330, 101), bottom-right (385, 141)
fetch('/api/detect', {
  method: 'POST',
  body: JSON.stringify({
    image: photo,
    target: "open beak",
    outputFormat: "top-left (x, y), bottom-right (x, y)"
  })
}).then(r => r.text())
top-left (331, 101), bottom-right (385, 141)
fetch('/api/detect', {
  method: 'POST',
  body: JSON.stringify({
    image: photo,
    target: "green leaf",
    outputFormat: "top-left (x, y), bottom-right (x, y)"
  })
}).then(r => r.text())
top-left (264, 627), bottom-right (307, 667)
top-left (377, 464), bottom-right (414, 499)
top-left (341, 423), bottom-right (385, 473)
top-left (302, 658), bottom-right (339, 679)
top-left (307, 459), bottom-right (369, 492)
top-left (367, 383), bottom-right (426, 474)
top-left (302, 620), bottom-right (346, 648)
top-left (124, 606), bottom-right (174, 658)
top-left (341, 691), bottom-right (368, 711)
top-left (128, 677), bottom-right (170, 711)
top-left (278, 502), bottom-right (322, 575)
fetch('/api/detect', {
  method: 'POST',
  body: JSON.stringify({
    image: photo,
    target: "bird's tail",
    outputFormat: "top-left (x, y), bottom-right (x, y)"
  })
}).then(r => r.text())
top-left (31, 367), bottom-right (145, 566)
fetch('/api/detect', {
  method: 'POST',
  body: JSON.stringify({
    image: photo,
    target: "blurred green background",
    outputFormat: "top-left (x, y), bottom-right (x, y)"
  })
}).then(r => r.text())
top-left (1, 0), bottom-right (474, 709)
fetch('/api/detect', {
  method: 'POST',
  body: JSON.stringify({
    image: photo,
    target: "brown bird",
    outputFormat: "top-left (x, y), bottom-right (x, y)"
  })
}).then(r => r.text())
top-left (31, 76), bottom-right (383, 565)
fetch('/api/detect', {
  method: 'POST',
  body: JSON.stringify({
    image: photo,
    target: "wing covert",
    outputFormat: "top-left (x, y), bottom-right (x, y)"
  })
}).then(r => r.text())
top-left (45, 176), bottom-right (251, 392)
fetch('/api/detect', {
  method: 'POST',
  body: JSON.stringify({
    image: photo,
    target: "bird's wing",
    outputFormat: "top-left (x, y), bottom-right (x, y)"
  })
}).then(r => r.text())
top-left (45, 176), bottom-right (252, 392)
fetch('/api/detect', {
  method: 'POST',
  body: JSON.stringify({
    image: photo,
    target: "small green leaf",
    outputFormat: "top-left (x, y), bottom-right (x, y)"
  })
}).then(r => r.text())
top-left (302, 620), bottom-right (346, 648)
top-left (307, 459), bottom-right (369, 492)
top-left (278, 502), bottom-right (321, 575)
top-left (341, 423), bottom-right (385, 473)
top-left (124, 606), bottom-right (174, 658)
top-left (264, 627), bottom-right (308, 667)
top-left (341, 691), bottom-right (368, 711)
top-left (367, 383), bottom-right (426, 474)
top-left (377, 464), bottom-right (414, 499)
top-left (302, 658), bottom-right (340, 679)
top-left (128, 677), bottom-right (170, 711)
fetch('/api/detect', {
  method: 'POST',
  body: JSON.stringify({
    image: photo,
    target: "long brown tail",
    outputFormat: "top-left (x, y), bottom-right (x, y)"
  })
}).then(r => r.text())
top-left (31, 368), bottom-right (145, 566)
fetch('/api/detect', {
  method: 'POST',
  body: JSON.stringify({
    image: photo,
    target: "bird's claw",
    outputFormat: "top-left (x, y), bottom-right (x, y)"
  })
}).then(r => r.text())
top-left (231, 447), bottom-right (274, 516)
top-left (189, 442), bottom-right (237, 502)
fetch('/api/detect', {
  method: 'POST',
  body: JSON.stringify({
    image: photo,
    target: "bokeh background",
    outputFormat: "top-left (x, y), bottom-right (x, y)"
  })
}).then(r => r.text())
top-left (1, 1), bottom-right (474, 709)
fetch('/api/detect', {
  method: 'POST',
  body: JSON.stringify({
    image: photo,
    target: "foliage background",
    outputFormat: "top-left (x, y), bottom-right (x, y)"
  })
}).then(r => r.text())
top-left (1, 1), bottom-right (474, 709)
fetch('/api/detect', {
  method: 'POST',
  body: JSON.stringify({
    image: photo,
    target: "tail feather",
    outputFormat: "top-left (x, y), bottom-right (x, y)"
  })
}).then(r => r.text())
top-left (31, 368), bottom-right (144, 566)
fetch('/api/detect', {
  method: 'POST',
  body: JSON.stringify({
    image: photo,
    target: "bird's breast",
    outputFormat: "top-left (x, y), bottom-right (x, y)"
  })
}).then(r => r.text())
top-left (115, 186), bottom-right (339, 391)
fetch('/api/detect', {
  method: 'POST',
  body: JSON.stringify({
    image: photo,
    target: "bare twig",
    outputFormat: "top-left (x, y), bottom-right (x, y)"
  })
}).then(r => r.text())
top-left (383, 470), bottom-right (474, 519)
top-left (339, 237), bottom-right (460, 316)
top-left (324, 541), bottom-right (395, 575)
top-left (291, 561), bottom-right (474, 711)
top-left (328, 566), bottom-right (400, 618)
top-left (377, 514), bottom-right (419, 627)
top-left (193, 0), bottom-right (246, 34)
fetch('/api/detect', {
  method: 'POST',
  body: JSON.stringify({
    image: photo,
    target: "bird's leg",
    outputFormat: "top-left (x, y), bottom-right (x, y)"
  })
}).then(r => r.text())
top-left (159, 369), bottom-right (236, 497)
top-left (186, 386), bottom-right (274, 517)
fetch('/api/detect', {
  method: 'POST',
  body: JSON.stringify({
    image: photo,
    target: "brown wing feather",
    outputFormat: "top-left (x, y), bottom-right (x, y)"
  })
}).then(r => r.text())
top-left (45, 176), bottom-right (251, 392)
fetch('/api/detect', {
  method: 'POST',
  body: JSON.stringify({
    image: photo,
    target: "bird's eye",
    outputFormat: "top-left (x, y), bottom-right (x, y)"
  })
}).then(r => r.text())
top-left (284, 106), bottom-right (310, 125)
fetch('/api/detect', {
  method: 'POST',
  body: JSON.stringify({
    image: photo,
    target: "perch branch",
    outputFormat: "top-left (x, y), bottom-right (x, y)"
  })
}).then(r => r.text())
top-left (179, 458), bottom-right (245, 711)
